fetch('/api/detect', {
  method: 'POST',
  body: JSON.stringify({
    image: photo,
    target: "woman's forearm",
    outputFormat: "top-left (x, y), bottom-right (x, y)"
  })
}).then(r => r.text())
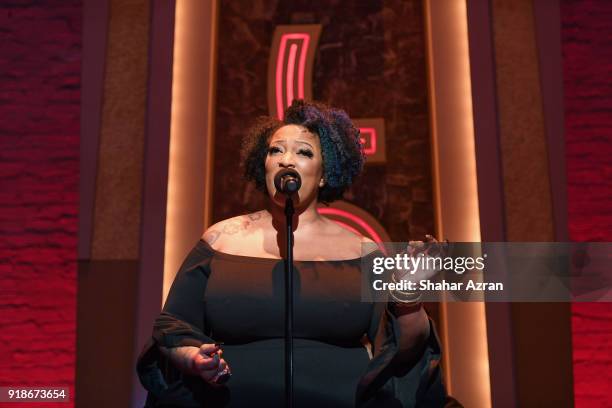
top-left (393, 305), bottom-right (431, 366)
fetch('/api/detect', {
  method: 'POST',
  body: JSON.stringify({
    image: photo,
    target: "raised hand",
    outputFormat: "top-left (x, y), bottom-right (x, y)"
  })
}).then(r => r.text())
top-left (396, 235), bottom-right (449, 281)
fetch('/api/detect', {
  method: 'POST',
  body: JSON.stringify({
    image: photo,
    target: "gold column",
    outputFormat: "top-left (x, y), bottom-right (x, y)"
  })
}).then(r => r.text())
top-left (163, 0), bottom-right (219, 303)
top-left (424, 1), bottom-right (492, 406)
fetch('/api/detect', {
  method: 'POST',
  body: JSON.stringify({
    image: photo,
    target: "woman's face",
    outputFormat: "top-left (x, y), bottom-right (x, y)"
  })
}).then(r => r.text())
top-left (265, 124), bottom-right (324, 207)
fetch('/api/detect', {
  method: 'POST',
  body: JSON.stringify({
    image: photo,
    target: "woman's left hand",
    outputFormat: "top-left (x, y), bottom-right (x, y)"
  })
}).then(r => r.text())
top-left (397, 235), bottom-right (448, 281)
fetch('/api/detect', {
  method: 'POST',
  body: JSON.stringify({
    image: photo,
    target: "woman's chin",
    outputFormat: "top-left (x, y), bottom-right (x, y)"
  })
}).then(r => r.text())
top-left (268, 191), bottom-right (307, 208)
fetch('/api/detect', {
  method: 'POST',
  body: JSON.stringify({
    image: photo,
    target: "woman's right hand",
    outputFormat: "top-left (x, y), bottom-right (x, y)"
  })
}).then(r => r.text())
top-left (188, 343), bottom-right (231, 386)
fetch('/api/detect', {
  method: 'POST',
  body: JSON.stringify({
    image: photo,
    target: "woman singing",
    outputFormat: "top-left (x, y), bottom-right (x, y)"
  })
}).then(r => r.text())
top-left (137, 100), bottom-right (451, 407)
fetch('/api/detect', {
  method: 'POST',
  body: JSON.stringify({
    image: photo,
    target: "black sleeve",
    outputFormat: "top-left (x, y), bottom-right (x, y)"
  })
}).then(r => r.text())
top-left (357, 250), bottom-right (449, 407)
top-left (357, 308), bottom-right (448, 407)
top-left (136, 240), bottom-right (217, 407)
top-left (154, 240), bottom-right (215, 349)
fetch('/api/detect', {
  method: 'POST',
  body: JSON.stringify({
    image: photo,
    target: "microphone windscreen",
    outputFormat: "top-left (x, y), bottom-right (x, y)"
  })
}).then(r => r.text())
top-left (274, 169), bottom-right (302, 193)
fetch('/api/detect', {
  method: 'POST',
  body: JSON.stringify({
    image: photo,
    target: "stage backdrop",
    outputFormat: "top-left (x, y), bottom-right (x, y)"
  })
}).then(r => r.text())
top-left (211, 0), bottom-right (435, 243)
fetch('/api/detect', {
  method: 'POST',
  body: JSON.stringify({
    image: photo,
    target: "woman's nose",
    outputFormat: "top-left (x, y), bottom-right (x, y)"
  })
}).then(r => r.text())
top-left (279, 151), bottom-right (295, 167)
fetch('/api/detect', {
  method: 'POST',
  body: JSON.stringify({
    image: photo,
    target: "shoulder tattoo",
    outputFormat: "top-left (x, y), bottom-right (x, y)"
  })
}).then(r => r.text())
top-left (248, 212), bottom-right (262, 221)
top-left (223, 223), bottom-right (239, 235)
top-left (203, 230), bottom-right (221, 245)
top-left (222, 218), bottom-right (251, 235)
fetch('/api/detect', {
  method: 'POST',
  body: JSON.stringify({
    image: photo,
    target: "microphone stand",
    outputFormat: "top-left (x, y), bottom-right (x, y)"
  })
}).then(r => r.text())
top-left (284, 196), bottom-right (295, 408)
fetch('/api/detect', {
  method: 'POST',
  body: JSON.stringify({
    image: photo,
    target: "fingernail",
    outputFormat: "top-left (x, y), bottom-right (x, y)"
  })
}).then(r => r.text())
top-left (215, 371), bottom-right (232, 385)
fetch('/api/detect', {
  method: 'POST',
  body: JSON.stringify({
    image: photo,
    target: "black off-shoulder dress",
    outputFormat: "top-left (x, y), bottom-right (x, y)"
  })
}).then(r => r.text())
top-left (136, 240), bottom-right (449, 407)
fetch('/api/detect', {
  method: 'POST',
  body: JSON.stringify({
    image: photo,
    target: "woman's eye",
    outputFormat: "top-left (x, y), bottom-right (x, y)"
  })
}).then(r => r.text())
top-left (298, 149), bottom-right (314, 158)
top-left (268, 146), bottom-right (281, 155)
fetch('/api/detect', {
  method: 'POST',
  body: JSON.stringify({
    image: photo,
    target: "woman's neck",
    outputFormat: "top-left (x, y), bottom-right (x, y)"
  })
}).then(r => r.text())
top-left (265, 197), bottom-right (323, 232)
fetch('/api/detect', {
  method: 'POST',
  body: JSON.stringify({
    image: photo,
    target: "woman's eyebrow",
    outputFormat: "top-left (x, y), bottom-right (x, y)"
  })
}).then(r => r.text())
top-left (270, 139), bottom-right (313, 149)
top-left (295, 140), bottom-right (314, 148)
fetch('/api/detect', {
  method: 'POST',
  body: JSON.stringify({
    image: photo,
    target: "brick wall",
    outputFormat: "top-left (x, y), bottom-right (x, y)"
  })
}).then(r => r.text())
top-left (2, 1), bottom-right (611, 406)
top-left (562, 0), bottom-right (612, 406)
top-left (0, 1), bottom-right (80, 406)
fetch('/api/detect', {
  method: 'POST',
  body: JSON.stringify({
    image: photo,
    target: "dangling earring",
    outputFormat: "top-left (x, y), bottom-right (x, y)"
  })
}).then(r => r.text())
top-left (319, 179), bottom-right (325, 187)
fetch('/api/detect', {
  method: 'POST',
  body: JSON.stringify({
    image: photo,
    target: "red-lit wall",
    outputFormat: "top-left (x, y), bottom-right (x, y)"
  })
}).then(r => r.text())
top-left (1, 1), bottom-right (612, 407)
top-left (562, 0), bottom-right (612, 406)
top-left (0, 2), bottom-right (80, 406)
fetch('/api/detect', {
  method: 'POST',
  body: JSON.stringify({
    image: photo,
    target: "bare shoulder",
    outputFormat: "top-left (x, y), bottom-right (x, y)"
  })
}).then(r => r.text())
top-left (360, 235), bottom-right (379, 256)
top-left (361, 235), bottom-right (375, 245)
top-left (352, 232), bottom-right (377, 256)
top-left (320, 216), bottom-right (376, 258)
top-left (201, 210), bottom-right (269, 250)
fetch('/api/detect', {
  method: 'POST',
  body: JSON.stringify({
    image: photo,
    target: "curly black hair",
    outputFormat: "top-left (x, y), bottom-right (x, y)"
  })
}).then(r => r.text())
top-left (241, 99), bottom-right (365, 203)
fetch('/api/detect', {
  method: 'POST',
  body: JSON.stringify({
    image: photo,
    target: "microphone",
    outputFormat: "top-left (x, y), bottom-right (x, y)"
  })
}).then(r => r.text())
top-left (274, 169), bottom-right (302, 194)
